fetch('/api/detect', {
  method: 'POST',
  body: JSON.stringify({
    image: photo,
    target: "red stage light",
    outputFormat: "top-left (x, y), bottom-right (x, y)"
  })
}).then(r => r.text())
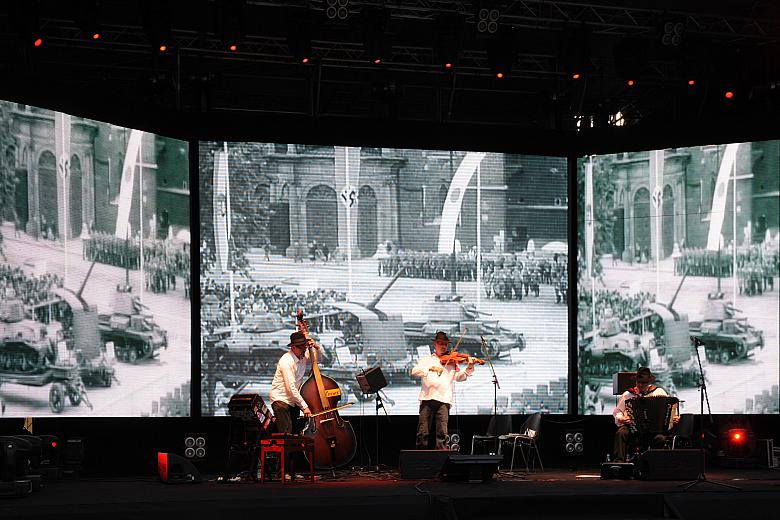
top-left (159, 44), bottom-right (167, 52)
top-left (688, 79), bottom-right (695, 86)
top-left (627, 79), bottom-right (635, 86)
top-left (33, 38), bottom-right (43, 47)
top-left (725, 90), bottom-right (734, 99)
top-left (157, 452), bottom-right (169, 482)
top-left (444, 62), bottom-right (452, 69)
top-left (373, 58), bottom-right (382, 65)
top-left (51, 441), bottom-right (57, 448)
top-left (302, 57), bottom-right (309, 64)
top-left (229, 44), bottom-right (237, 52)
top-left (92, 33), bottom-right (100, 40)
top-left (572, 73), bottom-right (580, 80)
top-left (496, 72), bottom-right (504, 79)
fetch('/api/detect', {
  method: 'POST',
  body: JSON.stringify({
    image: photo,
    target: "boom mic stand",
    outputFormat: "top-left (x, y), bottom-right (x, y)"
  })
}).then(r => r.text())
top-left (680, 336), bottom-right (739, 491)
top-left (481, 336), bottom-right (501, 454)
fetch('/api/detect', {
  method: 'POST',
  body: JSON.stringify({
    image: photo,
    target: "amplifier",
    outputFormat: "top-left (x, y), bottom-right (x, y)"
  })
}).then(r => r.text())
top-left (600, 462), bottom-right (635, 479)
top-left (356, 366), bottom-right (388, 394)
top-left (637, 449), bottom-right (702, 480)
top-left (399, 450), bottom-right (452, 480)
top-left (228, 393), bottom-right (273, 433)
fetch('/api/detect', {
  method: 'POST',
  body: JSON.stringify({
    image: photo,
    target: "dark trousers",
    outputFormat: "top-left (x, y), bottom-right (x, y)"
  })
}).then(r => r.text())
top-left (613, 425), bottom-right (667, 461)
top-left (270, 401), bottom-right (304, 476)
top-left (416, 399), bottom-right (450, 449)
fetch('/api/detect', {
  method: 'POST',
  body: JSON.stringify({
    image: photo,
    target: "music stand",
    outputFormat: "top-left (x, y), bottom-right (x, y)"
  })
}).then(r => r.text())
top-left (356, 366), bottom-right (388, 472)
top-left (680, 337), bottom-right (739, 491)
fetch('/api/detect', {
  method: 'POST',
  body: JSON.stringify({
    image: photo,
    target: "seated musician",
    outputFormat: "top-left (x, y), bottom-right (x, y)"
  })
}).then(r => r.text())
top-left (411, 331), bottom-right (476, 449)
top-left (269, 331), bottom-right (320, 434)
top-left (613, 367), bottom-right (680, 462)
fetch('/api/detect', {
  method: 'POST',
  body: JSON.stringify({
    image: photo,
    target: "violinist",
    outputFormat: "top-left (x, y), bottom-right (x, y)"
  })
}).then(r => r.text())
top-left (269, 331), bottom-right (320, 434)
top-left (411, 331), bottom-right (477, 449)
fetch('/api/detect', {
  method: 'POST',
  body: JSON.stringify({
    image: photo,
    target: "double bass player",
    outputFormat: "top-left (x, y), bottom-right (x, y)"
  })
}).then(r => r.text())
top-left (411, 331), bottom-right (477, 449)
top-left (268, 331), bottom-right (319, 434)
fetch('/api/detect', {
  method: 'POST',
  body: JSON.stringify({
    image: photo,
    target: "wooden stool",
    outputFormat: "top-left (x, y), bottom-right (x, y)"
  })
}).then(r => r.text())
top-left (260, 435), bottom-right (315, 484)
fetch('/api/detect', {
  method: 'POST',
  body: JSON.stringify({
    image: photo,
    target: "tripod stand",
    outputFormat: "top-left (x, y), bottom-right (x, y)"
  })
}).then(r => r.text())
top-left (680, 337), bottom-right (739, 491)
top-left (356, 366), bottom-right (390, 472)
top-left (481, 336), bottom-right (501, 454)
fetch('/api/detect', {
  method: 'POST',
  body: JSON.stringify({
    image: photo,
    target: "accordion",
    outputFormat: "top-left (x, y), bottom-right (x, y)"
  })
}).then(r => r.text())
top-left (228, 393), bottom-right (274, 434)
top-left (625, 396), bottom-right (678, 435)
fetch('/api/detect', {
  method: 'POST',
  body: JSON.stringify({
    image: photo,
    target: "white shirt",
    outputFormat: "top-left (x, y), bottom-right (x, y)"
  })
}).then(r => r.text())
top-left (269, 350), bottom-right (311, 410)
top-left (411, 354), bottom-right (473, 405)
top-left (613, 386), bottom-right (679, 428)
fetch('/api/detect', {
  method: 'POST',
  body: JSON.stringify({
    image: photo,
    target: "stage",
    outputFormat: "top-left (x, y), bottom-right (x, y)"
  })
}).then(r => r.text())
top-left (2, 467), bottom-right (778, 520)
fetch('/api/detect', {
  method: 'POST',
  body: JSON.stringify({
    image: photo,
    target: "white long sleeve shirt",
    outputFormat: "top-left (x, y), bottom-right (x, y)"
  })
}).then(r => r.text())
top-left (613, 386), bottom-right (679, 428)
top-left (411, 354), bottom-right (474, 405)
top-left (269, 350), bottom-right (311, 410)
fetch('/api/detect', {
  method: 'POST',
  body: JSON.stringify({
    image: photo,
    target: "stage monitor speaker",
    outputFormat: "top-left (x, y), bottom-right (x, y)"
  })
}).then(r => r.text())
top-left (600, 462), bottom-right (634, 479)
top-left (399, 450), bottom-right (452, 480)
top-left (356, 366), bottom-right (388, 394)
top-left (612, 372), bottom-right (636, 395)
top-left (440, 455), bottom-right (502, 483)
top-left (157, 452), bottom-right (202, 484)
top-left (637, 449), bottom-right (701, 480)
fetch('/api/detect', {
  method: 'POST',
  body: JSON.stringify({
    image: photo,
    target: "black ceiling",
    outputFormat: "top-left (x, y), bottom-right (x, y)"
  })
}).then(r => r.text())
top-left (1, 1), bottom-right (779, 149)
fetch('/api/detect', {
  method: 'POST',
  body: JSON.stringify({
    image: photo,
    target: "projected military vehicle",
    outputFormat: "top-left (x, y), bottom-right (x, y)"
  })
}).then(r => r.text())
top-left (689, 298), bottom-right (764, 364)
top-left (98, 289), bottom-right (168, 363)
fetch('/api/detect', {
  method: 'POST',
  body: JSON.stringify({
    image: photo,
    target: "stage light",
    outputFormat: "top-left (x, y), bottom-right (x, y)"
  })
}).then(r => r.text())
top-left (51, 441), bottom-right (57, 448)
top-left (476, 3), bottom-right (500, 34)
top-left (725, 90), bottom-right (734, 99)
top-left (361, 7), bottom-right (389, 66)
top-left (33, 37), bottom-right (43, 47)
top-left (229, 44), bottom-right (237, 52)
top-left (729, 429), bottom-right (746, 442)
top-left (435, 13), bottom-right (464, 70)
top-left (142, 1), bottom-right (172, 54)
top-left (216, 0), bottom-right (245, 54)
top-left (302, 57), bottom-right (309, 64)
top-left (572, 73), bottom-right (580, 80)
top-left (286, 7), bottom-right (314, 64)
top-left (496, 72), bottom-right (504, 79)
top-left (159, 44), bottom-right (167, 53)
top-left (627, 79), bottom-right (635, 86)
top-left (445, 62), bottom-right (452, 69)
top-left (92, 32), bottom-right (100, 40)
top-left (373, 58), bottom-right (382, 65)
top-left (688, 79), bottom-right (695, 86)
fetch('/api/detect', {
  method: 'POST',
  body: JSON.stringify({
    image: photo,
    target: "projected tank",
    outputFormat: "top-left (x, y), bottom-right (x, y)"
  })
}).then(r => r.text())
top-left (403, 293), bottom-right (526, 358)
top-left (206, 313), bottom-right (295, 376)
top-left (689, 298), bottom-right (764, 364)
top-left (98, 289), bottom-right (168, 363)
top-left (0, 296), bottom-right (91, 413)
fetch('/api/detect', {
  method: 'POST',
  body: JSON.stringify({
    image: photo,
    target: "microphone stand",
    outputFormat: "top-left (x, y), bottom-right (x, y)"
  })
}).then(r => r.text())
top-left (482, 336), bottom-right (501, 454)
top-left (680, 336), bottom-right (739, 491)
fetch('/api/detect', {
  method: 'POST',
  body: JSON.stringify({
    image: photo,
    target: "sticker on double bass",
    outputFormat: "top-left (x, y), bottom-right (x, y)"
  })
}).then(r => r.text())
top-left (324, 388), bottom-right (341, 398)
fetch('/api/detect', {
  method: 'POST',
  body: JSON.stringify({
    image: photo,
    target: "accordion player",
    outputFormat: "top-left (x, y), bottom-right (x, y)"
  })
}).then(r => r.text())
top-left (612, 367), bottom-right (680, 462)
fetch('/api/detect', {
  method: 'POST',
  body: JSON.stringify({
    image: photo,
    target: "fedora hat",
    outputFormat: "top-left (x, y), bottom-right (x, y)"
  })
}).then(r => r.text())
top-left (433, 331), bottom-right (451, 344)
top-left (288, 331), bottom-right (309, 348)
top-left (633, 367), bottom-right (656, 383)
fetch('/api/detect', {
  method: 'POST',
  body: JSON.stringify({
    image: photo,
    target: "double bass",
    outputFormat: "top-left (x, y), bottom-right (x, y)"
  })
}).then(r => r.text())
top-left (296, 309), bottom-right (357, 469)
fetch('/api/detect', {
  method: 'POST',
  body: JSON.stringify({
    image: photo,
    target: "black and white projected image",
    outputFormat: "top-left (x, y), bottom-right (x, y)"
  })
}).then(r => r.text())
top-left (577, 142), bottom-right (779, 415)
top-left (0, 100), bottom-right (191, 417)
top-left (200, 143), bottom-right (569, 416)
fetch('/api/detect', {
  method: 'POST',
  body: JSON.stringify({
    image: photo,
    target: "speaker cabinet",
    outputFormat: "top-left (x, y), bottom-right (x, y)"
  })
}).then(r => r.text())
top-left (158, 452), bottom-right (202, 484)
top-left (440, 455), bottom-right (502, 482)
top-left (399, 450), bottom-right (452, 480)
top-left (637, 449), bottom-right (702, 480)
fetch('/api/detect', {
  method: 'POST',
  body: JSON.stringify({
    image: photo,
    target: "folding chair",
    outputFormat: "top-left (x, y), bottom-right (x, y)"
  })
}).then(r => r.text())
top-left (498, 412), bottom-right (544, 472)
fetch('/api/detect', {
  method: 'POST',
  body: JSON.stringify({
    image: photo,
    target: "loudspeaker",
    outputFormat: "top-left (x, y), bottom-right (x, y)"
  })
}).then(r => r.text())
top-left (637, 449), bottom-right (702, 480)
top-left (399, 450), bottom-right (451, 480)
top-left (754, 439), bottom-right (776, 469)
top-left (440, 455), bottom-right (502, 483)
top-left (356, 366), bottom-right (388, 394)
top-left (563, 430), bottom-right (584, 456)
top-left (444, 431), bottom-right (462, 452)
top-left (157, 452), bottom-right (202, 484)
top-left (600, 462), bottom-right (635, 479)
top-left (184, 433), bottom-right (207, 460)
top-left (612, 372), bottom-right (635, 395)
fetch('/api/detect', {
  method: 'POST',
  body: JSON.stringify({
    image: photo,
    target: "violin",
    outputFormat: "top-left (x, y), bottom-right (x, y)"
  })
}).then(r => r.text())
top-left (438, 352), bottom-right (485, 366)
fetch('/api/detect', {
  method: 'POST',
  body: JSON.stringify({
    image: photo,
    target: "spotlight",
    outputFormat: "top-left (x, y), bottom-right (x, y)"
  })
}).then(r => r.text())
top-left (627, 79), bottom-right (635, 86)
top-left (688, 79), bottom-right (695, 86)
top-left (326, 0), bottom-right (349, 21)
top-left (76, 0), bottom-right (102, 42)
top-left (496, 72), bottom-right (504, 79)
top-left (435, 13), bottom-right (464, 70)
top-left (216, 0), bottom-right (246, 53)
top-left (445, 62), bottom-right (452, 69)
top-left (487, 26), bottom-right (518, 79)
top-left (159, 44), bottom-right (167, 53)
top-left (302, 57), bottom-right (309, 64)
top-left (476, 3), bottom-right (501, 34)
top-left (572, 73), bottom-right (581, 80)
top-left (142, 0), bottom-right (172, 53)
top-left (286, 7), bottom-right (315, 64)
top-left (33, 37), bottom-right (43, 47)
top-left (661, 18), bottom-right (685, 47)
top-left (92, 32), bottom-right (100, 40)
top-left (361, 7), bottom-right (389, 65)
top-left (724, 90), bottom-right (734, 99)
top-left (373, 58), bottom-right (382, 65)
top-left (228, 44), bottom-right (237, 52)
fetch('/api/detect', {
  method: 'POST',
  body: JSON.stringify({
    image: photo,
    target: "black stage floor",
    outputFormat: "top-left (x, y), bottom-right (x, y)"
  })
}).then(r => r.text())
top-left (2, 468), bottom-right (778, 520)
